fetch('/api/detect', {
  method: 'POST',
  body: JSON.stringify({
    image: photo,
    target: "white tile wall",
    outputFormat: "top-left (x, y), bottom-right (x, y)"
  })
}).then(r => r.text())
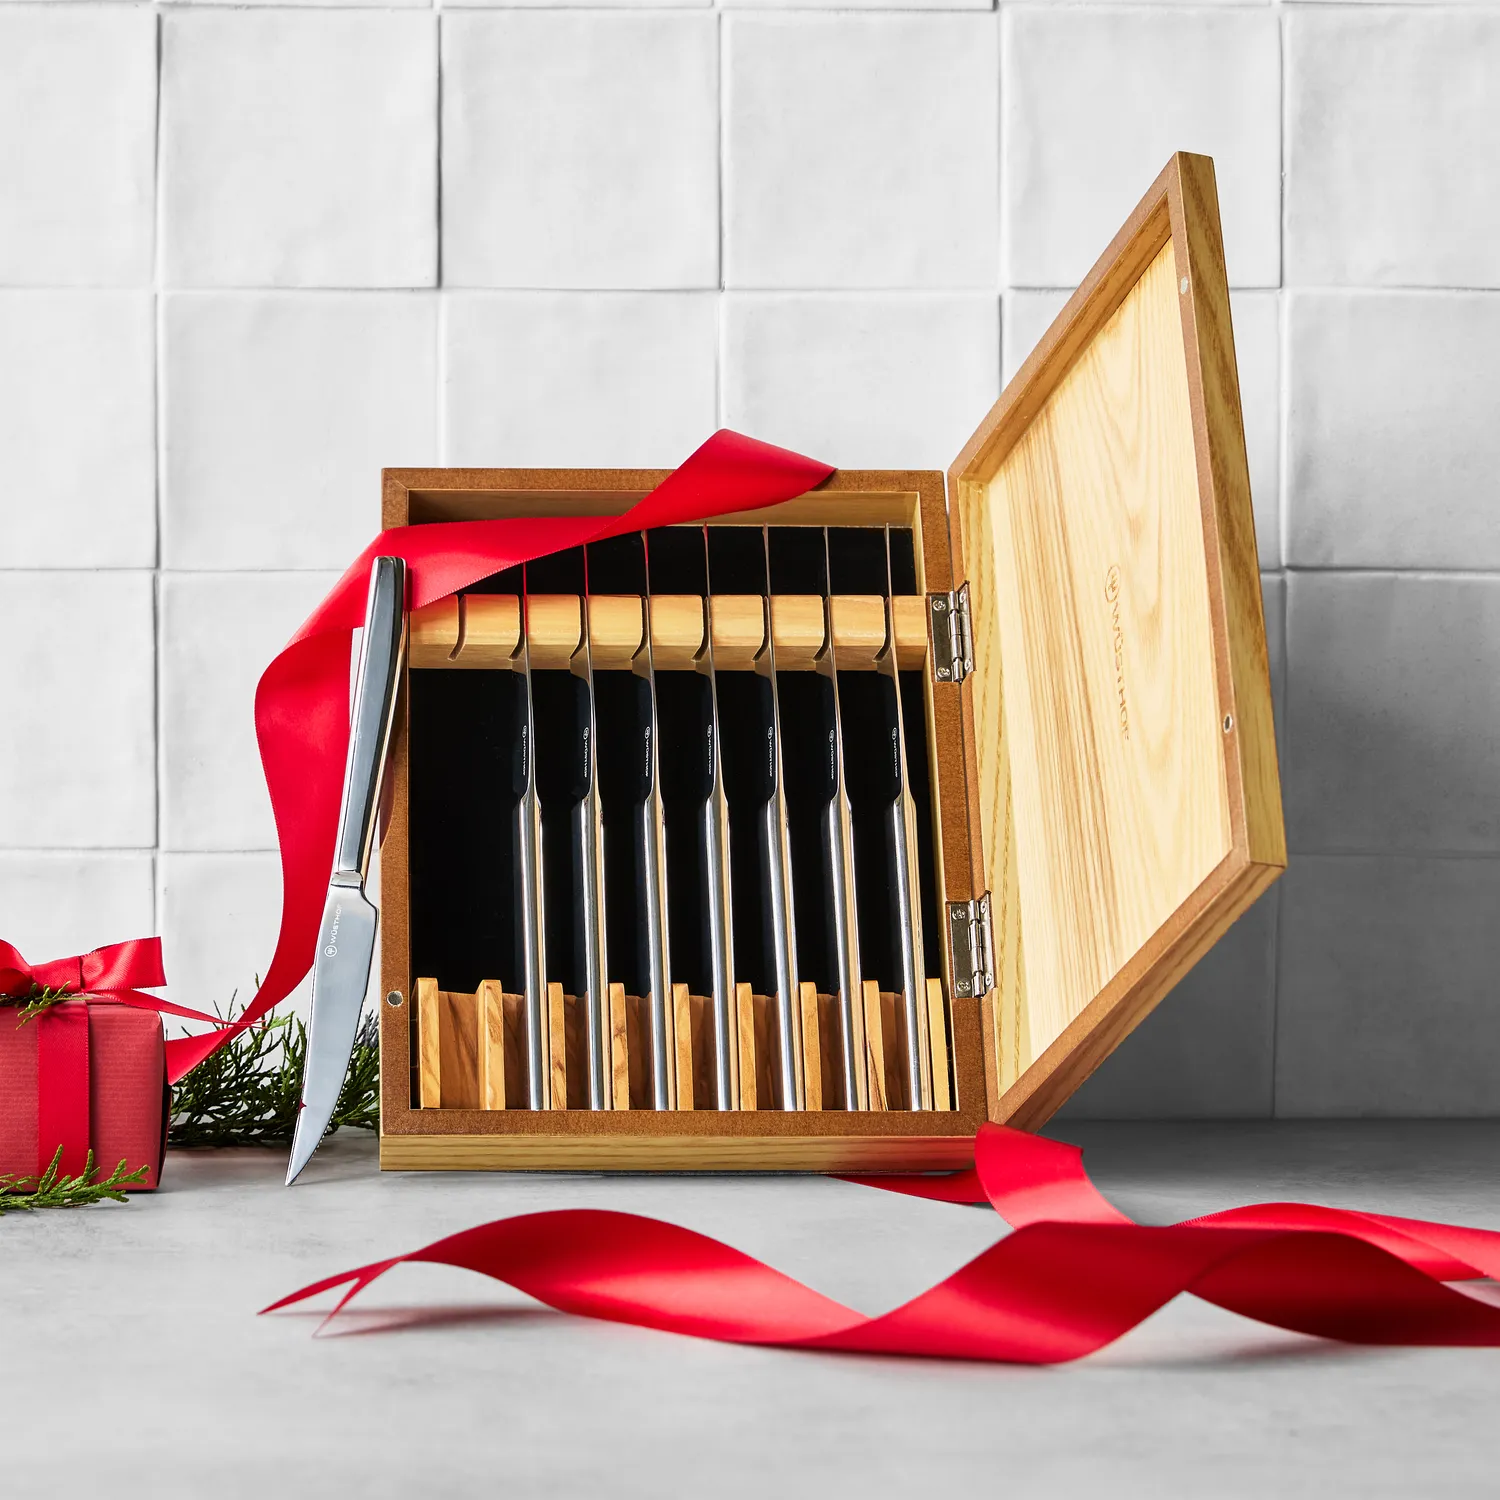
top-left (0, 293), bottom-right (155, 568)
top-left (0, 8), bottom-right (156, 287)
top-left (723, 294), bottom-right (1000, 467)
top-left (442, 14), bottom-right (718, 289)
top-left (1286, 293), bottom-right (1500, 571)
top-left (0, 573), bottom-right (155, 849)
top-left (160, 572), bottom-right (341, 852)
top-left (0, 854), bottom-right (156, 969)
top-left (724, 15), bottom-right (998, 288)
top-left (443, 293), bottom-right (718, 467)
top-left (1286, 574), bottom-right (1500, 856)
top-left (158, 851), bottom-right (312, 1022)
top-left (4, 1), bottom-right (1498, 1116)
top-left (1002, 7), bottom-right (1282, 289)
top-left (163, 292), bottom-right (437, 569)
top-left (161, 11), bottom-right (438, 289)
top-left (1286, 11), bottom-right (1500, 289)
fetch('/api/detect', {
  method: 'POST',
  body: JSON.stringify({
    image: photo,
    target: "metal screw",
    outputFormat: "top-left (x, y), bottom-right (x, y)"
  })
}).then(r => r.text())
top-left (936, 666), bottom-right (951, 680)
top-left (385, 989), bottom-right (403, 1008)
top-left (1180, 277), bottom-right (1190, 295)
top-left (1222, 714), bottom-right (1233, 733)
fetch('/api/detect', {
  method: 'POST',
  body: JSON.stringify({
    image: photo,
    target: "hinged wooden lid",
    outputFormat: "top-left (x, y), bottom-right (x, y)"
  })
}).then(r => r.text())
top-left (947, 153), bottom-right (1285, 1130)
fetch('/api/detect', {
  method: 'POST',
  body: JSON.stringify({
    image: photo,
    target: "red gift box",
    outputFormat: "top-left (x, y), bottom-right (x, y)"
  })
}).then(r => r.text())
top-left (0, 937), bottom-right (196, 1193)
top-left (0, 1001), bottom-right (168, 1190)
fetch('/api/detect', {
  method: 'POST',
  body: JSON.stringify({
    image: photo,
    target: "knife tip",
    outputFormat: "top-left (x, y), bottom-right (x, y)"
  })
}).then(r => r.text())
top-left (284, 1125), bottom-right (316, 1187)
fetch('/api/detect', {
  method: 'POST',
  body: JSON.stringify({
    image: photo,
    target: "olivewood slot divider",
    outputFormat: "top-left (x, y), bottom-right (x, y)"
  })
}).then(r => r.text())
top-left (418, 983), bottom-right (935, 1117)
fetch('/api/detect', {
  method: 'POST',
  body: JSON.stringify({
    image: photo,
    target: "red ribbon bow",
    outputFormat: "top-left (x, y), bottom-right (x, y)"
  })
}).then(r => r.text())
top-left (266, 1123), bottom-right (1500, 1362)
top-left (2, 938), bottom-right (222, 1179)
top-left (0, 935), bottom-right (166, 1002)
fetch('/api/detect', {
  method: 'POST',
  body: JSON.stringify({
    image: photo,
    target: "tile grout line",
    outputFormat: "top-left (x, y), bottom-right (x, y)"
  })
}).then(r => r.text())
top-left (716, 0), bottom-right (726, 426)
top-left (436, 6), bottom-right (447, 461)
top-left (152, 3), bottom-right (166, 936)
top-left (1270, 0), bottom-right (1286, 1104)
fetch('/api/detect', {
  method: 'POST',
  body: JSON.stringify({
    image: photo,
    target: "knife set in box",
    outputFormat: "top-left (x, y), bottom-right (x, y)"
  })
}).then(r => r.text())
top-left (375, 154), bottom-right (1287, 1172)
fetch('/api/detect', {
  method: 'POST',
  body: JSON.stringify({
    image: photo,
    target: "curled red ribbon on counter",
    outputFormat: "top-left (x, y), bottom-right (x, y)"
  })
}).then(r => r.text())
top-left (265, 1123), bottom-right (1500, 1362)
top-left (166, 430), bottom-right (835, 1083)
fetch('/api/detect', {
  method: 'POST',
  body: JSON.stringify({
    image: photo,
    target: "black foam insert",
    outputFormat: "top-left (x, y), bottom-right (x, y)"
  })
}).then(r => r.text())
top-left (706, 527), bottom-right (770, 595)
top-left (406, 526), bottom-right (941, 1022)
top-left (768, 527), bottom-right (827, 595)
top-left (656, 669), bottom-right (712, 993)
top-left (594, 669), bottom-right (649, 997)
top-left (716, 670), bottom-right (776, 993)
top-left (645, 526), bottom-right (708, 596)
top-left (587, 534), bottom-right (646, 596)
top-left (827, 527), bottom-right (891, 596)
top-left (409, 668), bottom-right (522, 994)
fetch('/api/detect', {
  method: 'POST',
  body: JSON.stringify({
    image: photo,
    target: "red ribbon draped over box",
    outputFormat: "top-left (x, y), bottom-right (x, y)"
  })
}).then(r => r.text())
top-left (0, 937), bottom-right (222, 1189)
top-left (164, 429), bottom-right (834, 1082)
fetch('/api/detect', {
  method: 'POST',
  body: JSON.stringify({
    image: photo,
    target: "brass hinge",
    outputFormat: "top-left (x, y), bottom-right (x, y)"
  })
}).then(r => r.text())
top-left (929, 584), bottom-right (973, 685)
top-left (947, 892), bottom-right (994, 999)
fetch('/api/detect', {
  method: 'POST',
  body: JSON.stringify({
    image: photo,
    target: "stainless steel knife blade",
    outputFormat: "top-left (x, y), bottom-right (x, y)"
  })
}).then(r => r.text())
top-left (697, 527), bottom-right (737, 1111)
top-left (876, 525), bottom-right (931, 1110)
top-left (287, 554), bottom-right (406, 1184)
top-left (634, 536), bottom-right (674, 1110)
top-left (754, 526), bottom-right (803, 1111)
top-left (571, 569), bottom-right (610, 1110)
top-left (516, 565), bottom-right (550, 1110)
top-left (814, 532), bottom-right (868, 1112)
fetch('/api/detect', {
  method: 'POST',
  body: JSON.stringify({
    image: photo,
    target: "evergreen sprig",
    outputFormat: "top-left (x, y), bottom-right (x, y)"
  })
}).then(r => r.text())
top-left (0, 1147), bottom-right (147, 1215)
top-left (1, 983), bottom-right (77, 1024)
top-left (168, 1007), bottom-right (380, 1149)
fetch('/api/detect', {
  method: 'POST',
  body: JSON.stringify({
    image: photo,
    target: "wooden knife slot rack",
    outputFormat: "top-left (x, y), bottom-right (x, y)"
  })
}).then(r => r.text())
top-left (378, 156), bottom-right (1286, 1172)
top-left (414, 974), bottom-right (954, 1115)
top-left (405, 521), bottom-right (959, 1123)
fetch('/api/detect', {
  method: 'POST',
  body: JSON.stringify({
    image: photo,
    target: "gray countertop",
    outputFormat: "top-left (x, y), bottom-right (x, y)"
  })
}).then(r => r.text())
top-left (8, 1122), bottom-right (1498, 1498)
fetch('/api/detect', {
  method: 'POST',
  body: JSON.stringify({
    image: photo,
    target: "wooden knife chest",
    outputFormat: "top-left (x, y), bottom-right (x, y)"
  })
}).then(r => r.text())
top-left (376, 153), bottom-right (1286, 1172)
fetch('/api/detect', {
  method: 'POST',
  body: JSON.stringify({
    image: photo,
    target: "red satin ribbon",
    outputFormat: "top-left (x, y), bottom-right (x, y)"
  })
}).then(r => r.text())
top-left (264, 1123), bottom-right (1500, 1362)
top-left (34, 1001), bottom-right (90, 1179)
top-left (1, 935), bottom-right (166, 1002)
top-left (2, 937), bottom-right (220, 1177)
top-left (165, 430), bottom-right (834, 1084)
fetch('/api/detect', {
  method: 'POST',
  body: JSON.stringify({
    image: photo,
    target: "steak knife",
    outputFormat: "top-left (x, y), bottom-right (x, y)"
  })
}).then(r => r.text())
top-left (814, 532), bottom-right (869, 1112)
top-left (696, 527), bottom-right (737, 1111)
top-left (634, 536), bottom-right (674, 1110)
top-left (876, 526), bottom-right (931, 1110)
top-left (752, 526), bottom-right (803, 1111)
top-left (516, 566), bottom-right (550, 1110)
top-left (571, 568), bottom-right (610, 1110)
top-left (287, 555), bottom-right (407, 1184)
